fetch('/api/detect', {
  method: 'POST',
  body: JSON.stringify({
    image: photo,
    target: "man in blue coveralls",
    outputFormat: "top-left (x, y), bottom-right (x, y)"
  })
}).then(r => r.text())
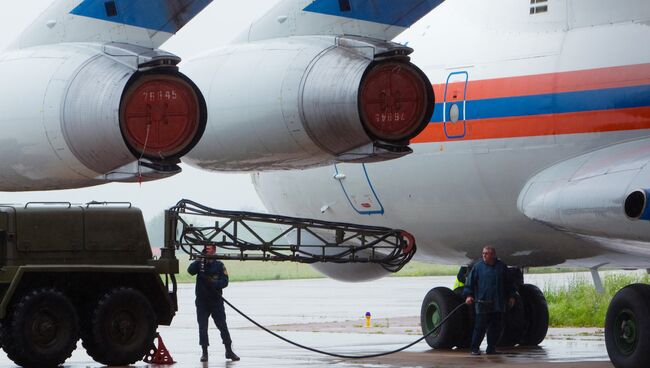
top-left (463, 245), bottom-right (516, 355)
top-left (188, 245), bottom-right (240, 362)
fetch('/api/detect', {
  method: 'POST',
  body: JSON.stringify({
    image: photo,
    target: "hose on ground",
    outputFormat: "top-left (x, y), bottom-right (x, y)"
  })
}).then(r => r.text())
top-left (223, 297), bottom-right (467, 359)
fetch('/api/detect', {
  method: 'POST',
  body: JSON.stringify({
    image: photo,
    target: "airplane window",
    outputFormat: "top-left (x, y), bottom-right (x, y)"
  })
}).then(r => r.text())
top-left (104, 1), bottom-right (118, 17)
top-left (338, 0), bottom-right (352, 12)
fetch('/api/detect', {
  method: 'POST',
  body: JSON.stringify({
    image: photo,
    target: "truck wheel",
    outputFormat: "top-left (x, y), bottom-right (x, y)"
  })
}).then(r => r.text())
top-left (3, 288), bottom-right (79, 368)
top-left (605, 284), bottom-right (650, 368)
top-left (519, 284), bottom-right (549, 346)
top-left (83, 287), bottom-right (156, 366)
top-left (420, 287), bottom-right (464, 349)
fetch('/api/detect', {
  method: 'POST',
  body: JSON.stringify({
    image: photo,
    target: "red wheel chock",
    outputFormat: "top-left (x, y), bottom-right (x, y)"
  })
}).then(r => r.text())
top-left (143, 333), bottom-right (176, 365)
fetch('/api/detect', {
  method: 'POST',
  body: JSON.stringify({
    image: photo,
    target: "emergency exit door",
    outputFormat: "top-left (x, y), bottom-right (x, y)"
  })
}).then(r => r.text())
top-left (443, 71), bottom-right (469, 139)
top-left (333, 164), bottom-right (384, 215)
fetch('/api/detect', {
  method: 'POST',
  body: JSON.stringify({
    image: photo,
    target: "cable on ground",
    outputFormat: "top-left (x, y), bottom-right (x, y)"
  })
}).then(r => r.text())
top-left (223, 297), bottom-right (467, 359)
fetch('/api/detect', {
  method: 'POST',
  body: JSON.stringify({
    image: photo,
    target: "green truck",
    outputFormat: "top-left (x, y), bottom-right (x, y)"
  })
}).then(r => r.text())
top-left (0, 202), bottom-right (178, 368)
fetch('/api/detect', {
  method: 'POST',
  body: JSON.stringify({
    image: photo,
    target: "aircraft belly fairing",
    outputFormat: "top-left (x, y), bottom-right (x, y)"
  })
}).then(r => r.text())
top-left (254, 131), bottom-right (650, 269)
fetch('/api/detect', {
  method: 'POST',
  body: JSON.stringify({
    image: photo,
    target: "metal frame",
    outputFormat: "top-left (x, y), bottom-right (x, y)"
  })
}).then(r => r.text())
top-left (166, 199), bottom-right (416, 273)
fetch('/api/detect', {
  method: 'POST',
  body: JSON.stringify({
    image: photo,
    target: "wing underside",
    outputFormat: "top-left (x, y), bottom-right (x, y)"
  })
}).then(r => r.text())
top-left (239, 0), bottom-right (445, 42)
top-left (12, 0), bottom-right (213, 50)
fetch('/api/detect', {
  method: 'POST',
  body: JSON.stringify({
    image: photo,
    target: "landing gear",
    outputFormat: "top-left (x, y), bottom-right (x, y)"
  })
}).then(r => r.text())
top-left (420, 274), bottom-right (549, 350)
top-left (499, 284), bottom-right (549, 346)
top-left (82, 287), bottom-right (157, 366)
top-left (2, 288), bottom-right (79, 368)
top-left (519, 284), bottom-right (549, 345)
top-left (420, 287), bottom-right (467, 348)
top-left (605, 283), bottom-right (650, 368)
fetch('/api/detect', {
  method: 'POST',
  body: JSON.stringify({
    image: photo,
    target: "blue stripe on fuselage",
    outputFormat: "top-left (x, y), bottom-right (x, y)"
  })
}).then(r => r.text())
top-left (431, 85), bottom-right (650, 122)
top-left (303, 0), bottom-right (444, 27)
top-left (70, 0), bottom-right (212, 33)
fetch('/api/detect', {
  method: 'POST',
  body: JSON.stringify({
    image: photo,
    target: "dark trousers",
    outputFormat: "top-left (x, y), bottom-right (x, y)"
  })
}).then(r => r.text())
top-left (471, 312), bottom-right (503, 352)
top-left (196, 297), bottom-right (232, 347)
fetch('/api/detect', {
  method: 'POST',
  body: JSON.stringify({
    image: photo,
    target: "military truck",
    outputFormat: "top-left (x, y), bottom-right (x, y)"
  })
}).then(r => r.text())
top-left (0, 202), bottom-right (178, 368)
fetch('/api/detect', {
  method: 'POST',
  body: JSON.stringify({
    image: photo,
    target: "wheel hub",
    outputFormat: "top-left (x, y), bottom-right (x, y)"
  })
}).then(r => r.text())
top-left (615, 309), bottom-right (638, 355)
top-left (110, 310), bottom-right (136, 344)
top-left (425, 302), bottom-right (442, 337)
top-left (31, 308), bottom-right (59, 347)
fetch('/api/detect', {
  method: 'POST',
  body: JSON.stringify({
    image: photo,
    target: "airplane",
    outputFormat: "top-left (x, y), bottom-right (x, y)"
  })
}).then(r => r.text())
top-left (178, 1), bottom-right (650, 368)
top-left (2, 1), bottom-right (648, 368)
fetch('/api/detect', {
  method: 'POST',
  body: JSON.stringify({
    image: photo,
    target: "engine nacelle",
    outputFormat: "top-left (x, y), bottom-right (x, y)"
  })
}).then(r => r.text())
top-left (625, 189), bottom-right (650, 221)
top-left (0, 43), bottom-right (206, 191)
top-left (183, 36), bottom-right (434, 171)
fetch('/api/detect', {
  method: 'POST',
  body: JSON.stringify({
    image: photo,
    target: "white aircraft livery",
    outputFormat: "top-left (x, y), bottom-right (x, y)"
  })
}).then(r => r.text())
top-left (0, 0), bottom-right (215, 191)
top-left (181, 1), bottom-right (650, 368)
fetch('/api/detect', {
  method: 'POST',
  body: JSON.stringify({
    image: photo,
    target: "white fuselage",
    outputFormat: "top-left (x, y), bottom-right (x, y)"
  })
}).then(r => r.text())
top-left (253, 0), bottom-right (650, 268)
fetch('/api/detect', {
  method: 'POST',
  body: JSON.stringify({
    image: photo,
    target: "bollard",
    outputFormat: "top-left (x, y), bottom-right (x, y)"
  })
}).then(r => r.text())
top-left (365, 312), bottom-right (372, 328)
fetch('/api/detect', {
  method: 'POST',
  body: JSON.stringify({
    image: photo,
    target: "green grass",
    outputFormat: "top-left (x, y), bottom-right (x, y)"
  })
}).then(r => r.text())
top-left (392, 262), bottom-right (458, 277)
top-left (175, 258), bottom-right (323, 283)
top-left (545, 273), bottom-right (650, 327)
top-left (174, 259), bottom-right (458, 283)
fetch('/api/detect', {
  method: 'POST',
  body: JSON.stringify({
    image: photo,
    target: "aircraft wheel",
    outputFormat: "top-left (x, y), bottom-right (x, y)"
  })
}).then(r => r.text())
top-left (519, 284), bottom-right (549, 346)
top-left (421, 287), bottom-right (465, 348)
top-left (605, 284), bottom-right (650, 368)
top-left (83, 287), bottom-right (156, 366)
top-left (3, 288), bottom-right (79, 368)
top-left (499, 293), bottom-right (525, 346)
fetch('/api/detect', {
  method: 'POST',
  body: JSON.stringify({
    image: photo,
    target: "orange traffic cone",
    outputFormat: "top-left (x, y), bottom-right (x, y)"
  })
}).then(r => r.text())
top-left (143, 333), bottom-right (176, 365)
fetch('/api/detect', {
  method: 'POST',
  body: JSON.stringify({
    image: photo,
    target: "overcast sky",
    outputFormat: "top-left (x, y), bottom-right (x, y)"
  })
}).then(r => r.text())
top-left (0, 1), bottom-right (284, 219)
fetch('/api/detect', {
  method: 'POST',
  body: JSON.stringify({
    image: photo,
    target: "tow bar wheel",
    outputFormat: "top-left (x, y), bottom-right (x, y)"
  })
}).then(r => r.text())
top-left (605, 284), bottom-right (650, 368)
top-left (420, 287), bottom-right (464, 349)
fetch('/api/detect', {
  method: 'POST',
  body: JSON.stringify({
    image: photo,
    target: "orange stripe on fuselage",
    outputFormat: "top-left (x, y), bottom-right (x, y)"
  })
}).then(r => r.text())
top-left (412, 107), bottom-right (650, 143)
top-left (432, 63), bottom-right (650, 101)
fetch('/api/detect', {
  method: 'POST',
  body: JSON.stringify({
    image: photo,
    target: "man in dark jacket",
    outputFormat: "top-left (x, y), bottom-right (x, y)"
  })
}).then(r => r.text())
top-left (463, 246), bottom-right (516, 355)
top-left (188, 245), bottom-right (240, 362)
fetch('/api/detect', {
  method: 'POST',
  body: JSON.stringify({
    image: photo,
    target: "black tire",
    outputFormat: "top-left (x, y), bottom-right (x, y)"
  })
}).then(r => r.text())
top-left (498, 293), bottom-right (525, 347)
top-left (3, 288), bottom-right (79, 368)
top-left (519, 284), bottom-right (549, 346)
top-left (421, 287), bottom-right (465, 349)
top-left (605, 283), bottom-right (650, 368)
top-left (457, 303), bottom-right (475, 349)
top-left (82, 287), bottom-right (156, 366)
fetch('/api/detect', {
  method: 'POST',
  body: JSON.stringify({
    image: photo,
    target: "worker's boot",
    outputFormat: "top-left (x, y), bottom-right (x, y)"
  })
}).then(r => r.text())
top-left (225, 344), bottom-right (240, 361)
top-left (200, 345), bottom-right (208, 362)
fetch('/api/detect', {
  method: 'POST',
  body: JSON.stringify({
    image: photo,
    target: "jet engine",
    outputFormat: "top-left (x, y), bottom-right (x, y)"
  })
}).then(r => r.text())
top-left (625, 189), bottom-right (650, 221)
top-left (182, 36), bottom-right (434, 171)
top-left (0, 43), bottom-right (206, 191)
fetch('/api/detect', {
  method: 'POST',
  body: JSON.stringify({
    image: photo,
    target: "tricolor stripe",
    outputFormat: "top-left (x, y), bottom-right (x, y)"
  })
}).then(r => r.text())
top-left (414, 63), bottom-right (650, 143)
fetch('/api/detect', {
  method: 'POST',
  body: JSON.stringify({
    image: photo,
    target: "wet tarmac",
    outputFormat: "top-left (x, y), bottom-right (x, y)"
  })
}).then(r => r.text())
top-left (0, 274), bottom-right (615, 367)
